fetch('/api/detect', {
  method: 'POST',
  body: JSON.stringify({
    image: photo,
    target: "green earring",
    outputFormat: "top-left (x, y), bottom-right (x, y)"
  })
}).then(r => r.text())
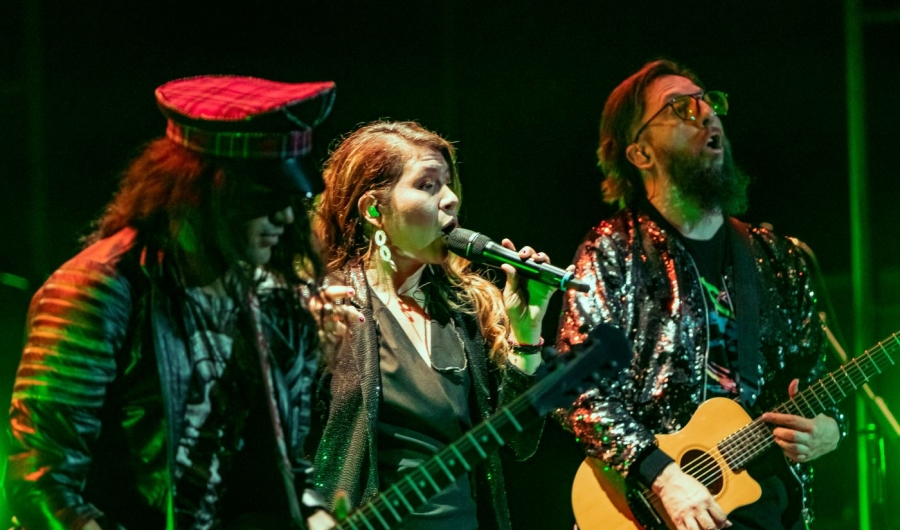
top-left (367, 204), bottom-right (380, 218)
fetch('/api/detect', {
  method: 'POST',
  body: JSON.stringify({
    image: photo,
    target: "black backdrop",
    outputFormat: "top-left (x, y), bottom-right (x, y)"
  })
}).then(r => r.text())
top-left (2, 1), bottom-right (898, 528)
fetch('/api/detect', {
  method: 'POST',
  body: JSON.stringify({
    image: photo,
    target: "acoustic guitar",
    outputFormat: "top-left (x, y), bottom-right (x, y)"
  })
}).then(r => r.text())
top-left (571, 330), bottom-right (898, 530)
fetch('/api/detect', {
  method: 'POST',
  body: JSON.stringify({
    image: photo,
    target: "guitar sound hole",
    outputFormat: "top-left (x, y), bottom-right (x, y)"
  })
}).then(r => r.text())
top-left (681, 449), bottom-right (724, 494)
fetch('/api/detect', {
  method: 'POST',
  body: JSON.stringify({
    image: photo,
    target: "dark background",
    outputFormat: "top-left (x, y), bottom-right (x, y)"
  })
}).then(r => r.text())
top-left (2, 1), bottom-right (898, 528)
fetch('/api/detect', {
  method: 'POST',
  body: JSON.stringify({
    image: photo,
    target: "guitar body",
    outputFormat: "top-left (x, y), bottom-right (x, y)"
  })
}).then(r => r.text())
top-left (572, 398), bottom-right (763, 530)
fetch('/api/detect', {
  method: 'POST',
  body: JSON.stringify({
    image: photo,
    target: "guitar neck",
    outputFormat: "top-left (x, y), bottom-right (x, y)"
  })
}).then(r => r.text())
top-left (720, 332), bottom-right (899, 471)
top-left (335, 398), bottom-right (542, 530)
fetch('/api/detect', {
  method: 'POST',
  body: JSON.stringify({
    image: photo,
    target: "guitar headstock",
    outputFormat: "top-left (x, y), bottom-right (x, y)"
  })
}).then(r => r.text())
top-left (529, 323), bottom-right (631, 416)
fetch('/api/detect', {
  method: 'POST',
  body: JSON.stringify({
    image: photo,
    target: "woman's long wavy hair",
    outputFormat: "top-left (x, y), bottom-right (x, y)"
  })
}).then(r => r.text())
top-left (86, 138), bottom-right (323, 288)
top-left (314, 121), bottom-right (513, 365)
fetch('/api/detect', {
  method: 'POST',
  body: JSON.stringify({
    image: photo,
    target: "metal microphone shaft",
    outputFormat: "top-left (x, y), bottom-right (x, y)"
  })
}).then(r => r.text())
top-left (445, 228), bottom-right (590, 293)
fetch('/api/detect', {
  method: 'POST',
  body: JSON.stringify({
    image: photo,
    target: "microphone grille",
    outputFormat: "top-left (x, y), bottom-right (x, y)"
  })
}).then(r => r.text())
top-left (445, 227), bottom-right (490, 257)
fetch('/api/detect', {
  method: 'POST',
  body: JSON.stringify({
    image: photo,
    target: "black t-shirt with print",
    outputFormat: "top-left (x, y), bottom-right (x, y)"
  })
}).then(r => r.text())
top-left (680, 225), bottom-right (740, 399)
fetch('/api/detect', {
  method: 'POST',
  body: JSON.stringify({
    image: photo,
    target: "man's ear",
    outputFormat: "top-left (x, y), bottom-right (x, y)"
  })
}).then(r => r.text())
top-left (625, 143), bottom-right (653, 171)
top-left (358, 194), bottom-right (382, 228)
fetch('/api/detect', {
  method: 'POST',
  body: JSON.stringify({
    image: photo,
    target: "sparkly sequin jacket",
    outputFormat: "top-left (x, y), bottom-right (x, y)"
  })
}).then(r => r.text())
top-left (4, 228), bottom-right (322, 529)
top-left (556, 208), bottom-right (846, 524)
top-left (311, 264), bottom-right (541, 530)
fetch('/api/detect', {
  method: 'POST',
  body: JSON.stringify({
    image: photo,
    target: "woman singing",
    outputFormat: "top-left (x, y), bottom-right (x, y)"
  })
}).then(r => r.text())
top-left (311, 121), bottom-right (561, 529)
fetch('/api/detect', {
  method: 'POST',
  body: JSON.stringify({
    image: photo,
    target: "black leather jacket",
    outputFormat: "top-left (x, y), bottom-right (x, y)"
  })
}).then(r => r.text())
top-left (556, 208), bottom-right (847, 525)
top-left (5, 228), bottom-right (322, 529)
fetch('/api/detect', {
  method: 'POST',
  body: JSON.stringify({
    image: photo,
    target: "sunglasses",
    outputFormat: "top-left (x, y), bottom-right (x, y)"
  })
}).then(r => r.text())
top-left (238, 186), bottom-right (296, 220)
top-left (633, 90), bottom-right (729, 143)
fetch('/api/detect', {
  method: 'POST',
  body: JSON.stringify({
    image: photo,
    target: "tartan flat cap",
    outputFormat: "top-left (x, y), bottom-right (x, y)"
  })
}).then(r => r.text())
top-left (155, 75), bottom-right (336, 196)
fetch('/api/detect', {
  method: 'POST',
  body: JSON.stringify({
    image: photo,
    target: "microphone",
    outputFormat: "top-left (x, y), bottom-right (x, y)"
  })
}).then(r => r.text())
top-left (445, 228), bottom-right (590, 293)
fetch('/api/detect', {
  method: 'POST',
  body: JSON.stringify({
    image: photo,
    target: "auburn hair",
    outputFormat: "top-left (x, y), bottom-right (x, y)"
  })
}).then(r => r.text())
top-left (87, 137), bottom-right (322, 287)
top-left (314, 121), bottom-right (513, 365)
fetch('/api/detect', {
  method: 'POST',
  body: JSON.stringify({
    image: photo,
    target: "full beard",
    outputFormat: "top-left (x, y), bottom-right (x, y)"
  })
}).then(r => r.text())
top-left (664, 139), bottom-right (751, 215)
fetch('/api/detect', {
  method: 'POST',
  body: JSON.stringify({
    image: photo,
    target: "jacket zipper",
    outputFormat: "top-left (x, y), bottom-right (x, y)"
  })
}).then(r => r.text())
top-left (685, 252), bottom-right (711, 403)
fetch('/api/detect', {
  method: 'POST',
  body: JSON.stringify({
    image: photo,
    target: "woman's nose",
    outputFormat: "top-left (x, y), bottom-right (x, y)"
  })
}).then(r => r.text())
top-left (442, 187), bottom-right (459, 214)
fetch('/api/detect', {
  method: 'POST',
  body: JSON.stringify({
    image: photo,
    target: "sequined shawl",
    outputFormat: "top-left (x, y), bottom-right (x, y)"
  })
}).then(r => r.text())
top-left (555, 208), bottom-right (846, 523)
top-left (311, 264), bottom-right (541, 530)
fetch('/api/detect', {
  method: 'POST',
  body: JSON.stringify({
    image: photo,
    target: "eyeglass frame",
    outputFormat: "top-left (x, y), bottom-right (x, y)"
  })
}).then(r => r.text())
top-left (632, 90), bottom-right (729, 144)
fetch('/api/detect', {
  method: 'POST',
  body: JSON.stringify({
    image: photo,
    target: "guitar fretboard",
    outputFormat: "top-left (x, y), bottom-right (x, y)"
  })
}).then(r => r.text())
top-left (335, 398), bottom-right (541, 530)
top-left (718, 332), bottom-right (898, 471)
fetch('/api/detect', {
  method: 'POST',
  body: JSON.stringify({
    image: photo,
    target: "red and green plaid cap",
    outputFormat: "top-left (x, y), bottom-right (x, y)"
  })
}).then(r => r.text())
top-left (155, 75), bottom-right (336, 159)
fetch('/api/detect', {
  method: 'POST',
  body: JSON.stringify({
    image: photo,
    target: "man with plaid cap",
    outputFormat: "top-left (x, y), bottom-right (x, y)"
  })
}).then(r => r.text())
top-left (5, 76), bottom-right (353, 529)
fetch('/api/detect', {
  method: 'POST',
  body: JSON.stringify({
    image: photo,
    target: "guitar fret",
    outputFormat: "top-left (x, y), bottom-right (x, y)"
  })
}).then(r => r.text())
top-left (419, 466), bottom-right (441, 493)
top-left (485, 421), bottom-right (506, 445)
top-left (797, 391), bottom-right (815, 417)
top-left (808, 388), bottom-right (826, 412)
top-left (867, 350), bottom-right (883, 374)
top-left (356, 511), bottom-right (376, 530)
top-left (818, 379), bottom-right (837, 405)
top-left (379, 492), bottom-right (403, 522)
top-left (345, 517), bottom-right (360, 530)
top-left (450, 445), bottom-right (471, 472)
top-left (391, 483), bottom-right (415, 513)
top-left (839, 366), bottom-right (857, 389)
top-left (435, 455), bottom-right (456, 481)
top-left (888, 336), bottom-right (899, 363)
top-left (404, 475), bottom-right (428, 503)
top-left (851, 358), bottom-right (869, 384)
top-left (829, 373), bottom-right (846, 397)
top-left (503, 407), bottom-right (524, 432)
top-left (368, 503), bottom-right (391, 529)
top-left (467, 433), bottom-right (488, 458)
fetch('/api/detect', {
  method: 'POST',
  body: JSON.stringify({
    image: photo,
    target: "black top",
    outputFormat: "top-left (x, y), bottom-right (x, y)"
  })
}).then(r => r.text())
top-left (373, 294), bottom-right (478, 529)
top-left (681, 225), bottom-right (741, 399)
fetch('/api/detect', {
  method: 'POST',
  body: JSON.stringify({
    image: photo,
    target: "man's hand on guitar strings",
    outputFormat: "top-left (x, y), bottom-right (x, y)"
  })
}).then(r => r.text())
top-left (761, 378), bottom-right (841, 463)
top-left (652, 462), bottom-right (732, 530)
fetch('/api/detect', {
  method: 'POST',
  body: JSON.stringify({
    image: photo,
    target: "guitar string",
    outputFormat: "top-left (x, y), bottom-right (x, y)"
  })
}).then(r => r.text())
top-left (639, 344), bottom-right (894, 504)
top-left (706, 342), bottom-right (894, 467)
top-left (642, 392), bottom-right (843, 505)
top-left (644, 345), bottom-right (893, 503)
top-left (346, 391), bottom-right (536, 526)
top-left (348, 339), bottom-right (898, 522)
top-left (676, 347), bottom-right (890, 493)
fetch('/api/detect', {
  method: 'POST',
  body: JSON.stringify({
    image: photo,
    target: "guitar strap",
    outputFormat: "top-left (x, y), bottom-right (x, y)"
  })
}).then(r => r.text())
top-left (728, 218), bottom-right (762, 408)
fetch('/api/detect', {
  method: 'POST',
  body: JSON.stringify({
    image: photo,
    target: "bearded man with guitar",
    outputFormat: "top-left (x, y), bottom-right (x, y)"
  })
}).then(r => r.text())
top-left (557, 60), bottom-right (847, 530)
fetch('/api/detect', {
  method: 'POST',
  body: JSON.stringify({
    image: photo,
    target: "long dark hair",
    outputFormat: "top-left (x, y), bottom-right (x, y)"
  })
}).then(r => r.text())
top-left (87, 138), bottom-right (322, 287)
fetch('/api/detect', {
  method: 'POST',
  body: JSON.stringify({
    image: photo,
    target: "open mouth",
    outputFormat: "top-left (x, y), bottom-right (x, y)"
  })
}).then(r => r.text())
top-left (441, 220), bottom-right (459, 235)
top-left (706, 133), bottom-right (723, 150)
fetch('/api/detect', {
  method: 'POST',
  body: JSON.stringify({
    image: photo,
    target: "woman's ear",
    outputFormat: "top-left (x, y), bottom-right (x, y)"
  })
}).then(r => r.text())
top-left (625, 143), bottom-right (654, 171)
top-left (358, 194), bottom-right (382, 228)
